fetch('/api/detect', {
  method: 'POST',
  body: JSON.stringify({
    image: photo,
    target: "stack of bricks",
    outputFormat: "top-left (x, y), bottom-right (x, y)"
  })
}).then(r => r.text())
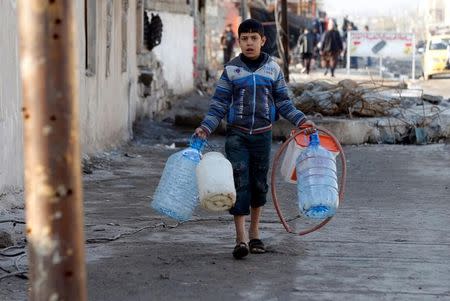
top-left (136, 52), bottom-right (171, 119)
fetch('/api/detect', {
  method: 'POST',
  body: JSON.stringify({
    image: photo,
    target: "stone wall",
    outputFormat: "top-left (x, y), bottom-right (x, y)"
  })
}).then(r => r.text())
top-left (136, 52), bottom-right (171, 119)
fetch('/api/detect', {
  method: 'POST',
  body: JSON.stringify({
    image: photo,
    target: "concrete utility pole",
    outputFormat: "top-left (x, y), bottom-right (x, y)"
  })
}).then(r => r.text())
top-left (281, 0), bottom-right (290, 82)
top-left (17, 1), bottom-right (87, 300)
top-left (241, 0), bottom-right (248, 20)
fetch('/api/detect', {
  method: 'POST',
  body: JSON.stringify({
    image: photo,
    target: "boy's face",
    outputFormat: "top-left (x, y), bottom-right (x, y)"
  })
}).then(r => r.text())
top-left (238, 32), bottom-right (266, 59)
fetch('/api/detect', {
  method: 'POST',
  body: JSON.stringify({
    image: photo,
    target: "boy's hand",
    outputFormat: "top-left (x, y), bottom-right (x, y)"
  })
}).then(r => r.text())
top-left (194, 127), bottom-right (208, 139)
top-left (299, 120), bottom-right (317, 135)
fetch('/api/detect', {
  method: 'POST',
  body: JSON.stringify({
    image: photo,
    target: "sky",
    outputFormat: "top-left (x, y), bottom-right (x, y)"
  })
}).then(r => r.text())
top-left (323, 0), bottom-right (423, 18)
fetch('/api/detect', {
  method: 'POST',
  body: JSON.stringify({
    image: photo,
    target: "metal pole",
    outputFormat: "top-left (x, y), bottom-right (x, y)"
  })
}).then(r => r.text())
top-left (346, 31), bottom-right (351, 75)
top-left (379, 56), bottom-right (383, 78)
top-left (281, 0), bottom-right (290, 82)
top-left (412, 34), bottom-right (416, 80)
top-left (17, 1), bottom-right (87, 300)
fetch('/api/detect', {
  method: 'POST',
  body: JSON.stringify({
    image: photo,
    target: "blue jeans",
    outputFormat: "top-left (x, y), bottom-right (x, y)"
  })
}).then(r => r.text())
top-left (225, 127), bottom-right (272, 215)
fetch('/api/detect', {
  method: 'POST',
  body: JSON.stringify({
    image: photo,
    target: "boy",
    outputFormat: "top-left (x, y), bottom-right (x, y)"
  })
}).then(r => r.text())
top-left (194, 19), bottom-right (314, 259)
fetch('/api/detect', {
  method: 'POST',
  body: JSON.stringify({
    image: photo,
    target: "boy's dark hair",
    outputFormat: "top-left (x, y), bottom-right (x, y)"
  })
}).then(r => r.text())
top-left (238, 19), bottom-right (264, 37)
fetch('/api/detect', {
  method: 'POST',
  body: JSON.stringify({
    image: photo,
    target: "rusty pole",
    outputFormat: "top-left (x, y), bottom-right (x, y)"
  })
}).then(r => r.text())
top-left (312, 0), bottom-right (317, 17)
top-left (17, 1), bottom-right (87, 300)
top-left (281, 0), bottom-right (290, 82)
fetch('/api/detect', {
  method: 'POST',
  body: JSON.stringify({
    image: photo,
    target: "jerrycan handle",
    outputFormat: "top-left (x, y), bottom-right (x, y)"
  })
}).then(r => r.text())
top-left (189, 135), bottom-right (206, 152)
top-left (309, 131), bottom-right (320, 147)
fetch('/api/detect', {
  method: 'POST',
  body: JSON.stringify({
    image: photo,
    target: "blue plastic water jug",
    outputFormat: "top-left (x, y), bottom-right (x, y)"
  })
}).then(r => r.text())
top-left (151, 137), bottom-right (205, 221)
top-left (296, 132), bottom-right (338, 219)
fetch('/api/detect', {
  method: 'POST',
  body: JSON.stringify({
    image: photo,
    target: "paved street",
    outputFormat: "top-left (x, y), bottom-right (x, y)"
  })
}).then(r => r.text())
top-left (3, 119), bottom-right (450, 301)
top-left (2, 0), bottom-right (450, 300)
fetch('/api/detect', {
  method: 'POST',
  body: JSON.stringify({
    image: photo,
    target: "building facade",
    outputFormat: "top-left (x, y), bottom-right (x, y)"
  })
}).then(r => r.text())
top-left (0, 0), bottom-right (197, 201)
top-left (424, 0), bottom-right (450, 34)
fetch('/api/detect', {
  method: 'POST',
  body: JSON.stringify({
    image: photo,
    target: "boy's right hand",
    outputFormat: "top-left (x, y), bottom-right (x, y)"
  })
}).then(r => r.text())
top-left (194, 127), bottom-right (208, 140)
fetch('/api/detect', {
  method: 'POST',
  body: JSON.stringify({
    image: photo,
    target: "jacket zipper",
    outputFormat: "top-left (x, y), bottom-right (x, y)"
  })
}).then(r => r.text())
top-left (250, 73), bottom-right (256, 134)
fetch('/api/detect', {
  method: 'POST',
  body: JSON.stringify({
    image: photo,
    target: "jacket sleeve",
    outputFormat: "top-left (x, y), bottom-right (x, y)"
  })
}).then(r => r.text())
top-left (272, 69), bottom-right (306, 127)
top-left (319, 33), bottom-right (325, 51)
top-left (200, 69), bottom-right (233, 135)
top-left (298, 34), bottom-right (304, 46)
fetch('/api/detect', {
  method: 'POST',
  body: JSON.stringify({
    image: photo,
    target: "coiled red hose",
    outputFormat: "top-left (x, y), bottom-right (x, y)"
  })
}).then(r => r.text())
top-left (270, 127), bottom-right (347, 236)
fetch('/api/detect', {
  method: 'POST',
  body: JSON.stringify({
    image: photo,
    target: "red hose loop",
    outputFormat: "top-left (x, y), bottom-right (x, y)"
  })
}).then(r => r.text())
top-left (270, 127), bottom-right (347, 236)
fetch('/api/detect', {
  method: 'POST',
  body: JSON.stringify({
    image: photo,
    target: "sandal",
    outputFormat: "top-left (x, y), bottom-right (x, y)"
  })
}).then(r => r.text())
top-left (232, 242), bottom-right (249, 259)
top-left (249, 239), bottom-right (266, 254)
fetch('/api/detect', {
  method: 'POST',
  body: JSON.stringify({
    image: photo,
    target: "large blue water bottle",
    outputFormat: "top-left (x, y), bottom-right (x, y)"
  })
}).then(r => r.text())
top-left (151, 137), bottom-right (205, 221)
top-left (296, 132), bottom-right (338, 219)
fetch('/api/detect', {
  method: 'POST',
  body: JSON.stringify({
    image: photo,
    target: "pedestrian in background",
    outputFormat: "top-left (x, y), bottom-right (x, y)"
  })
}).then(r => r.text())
top-left (320, 21), bottom-right (343, 77)
top-left (194, 19), bottom-right (315, 260)
top-left (342, 15), bottom-right (350, 36)
top-left (364, 25), bottom-right (372, 68)
top-left (312, 27), bottom-right (321, 70)
top-left (298, 27), bottom-right (318, 75)
top-left (221, 24), bottom-right (236, 64)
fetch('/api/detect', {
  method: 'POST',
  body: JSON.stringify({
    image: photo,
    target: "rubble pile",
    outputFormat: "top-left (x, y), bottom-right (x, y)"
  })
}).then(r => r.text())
top-left (168, 79), bottom-right (449, 144)
top-left (288, 79), bottom-right (409, 117)
top-left (288, 79), bottom-right (450, 144)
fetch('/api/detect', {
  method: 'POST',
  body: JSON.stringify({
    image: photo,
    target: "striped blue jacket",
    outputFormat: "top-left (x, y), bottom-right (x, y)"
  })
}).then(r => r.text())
top-left (200, 53), bottom-right (306, 135)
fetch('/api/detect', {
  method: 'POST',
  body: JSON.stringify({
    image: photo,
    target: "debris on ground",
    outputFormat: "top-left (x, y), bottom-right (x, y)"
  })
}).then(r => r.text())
top-left (288, 79), bottom-right (450, 144)
top-left (422, 94), bottom-right (443, 105)
top-left (289, 79), bottom-right (410, 117)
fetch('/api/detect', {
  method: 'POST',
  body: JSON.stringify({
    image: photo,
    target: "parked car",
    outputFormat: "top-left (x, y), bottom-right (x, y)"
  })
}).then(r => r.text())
top-left (422, 34), bottom-right (450, 80)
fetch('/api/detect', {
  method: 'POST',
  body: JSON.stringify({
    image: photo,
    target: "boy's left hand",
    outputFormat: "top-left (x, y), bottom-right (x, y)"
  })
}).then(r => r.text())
top-left (299, 120), bottom-right (317, 134)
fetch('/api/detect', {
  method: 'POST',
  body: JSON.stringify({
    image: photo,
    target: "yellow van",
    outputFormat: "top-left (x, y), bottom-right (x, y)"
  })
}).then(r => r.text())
top-left (422, 35), bottom-right (450, 80)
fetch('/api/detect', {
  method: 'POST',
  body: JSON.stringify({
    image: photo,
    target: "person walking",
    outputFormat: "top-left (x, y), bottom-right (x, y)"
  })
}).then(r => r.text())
top-left (349, 22), bottom-right (359, 69)
top-left (194, 19), bottom-right (315, 259)
top-left (298, 28), bottom-right (318, 75)
top-left (221, 24), bottom-right (236, 64)
top-left (320, 21), bottom-right (343, 77)
top-left (364, 25), bottom-right (372, 68)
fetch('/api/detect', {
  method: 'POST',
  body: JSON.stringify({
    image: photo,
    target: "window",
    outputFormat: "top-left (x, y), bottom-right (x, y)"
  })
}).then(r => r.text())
top-left (430, 38), bottom-right (450, 50)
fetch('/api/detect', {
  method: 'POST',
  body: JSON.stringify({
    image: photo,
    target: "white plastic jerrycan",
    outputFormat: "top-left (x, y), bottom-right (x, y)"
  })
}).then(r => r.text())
top-left (196, 152), bottom-right (236, 211)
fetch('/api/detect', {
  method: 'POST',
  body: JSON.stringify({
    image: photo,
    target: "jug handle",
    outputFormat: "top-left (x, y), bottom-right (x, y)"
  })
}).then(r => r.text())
top-left (191, 134), bottom-right (219, 153)
top-left (298, 123), bottom-right (317, 135)
top-left (190, 134), bottom-right (207, 149)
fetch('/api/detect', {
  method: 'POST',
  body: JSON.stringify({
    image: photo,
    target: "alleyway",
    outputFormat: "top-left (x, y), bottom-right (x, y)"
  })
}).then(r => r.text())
top-left (3, 117), bottom-right (450, 301)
